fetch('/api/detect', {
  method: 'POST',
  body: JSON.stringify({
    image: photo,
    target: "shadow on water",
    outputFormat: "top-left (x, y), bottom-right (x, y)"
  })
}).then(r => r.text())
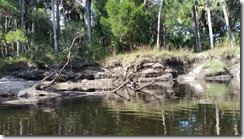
top-left (0, 78), bottom-right (240, 136)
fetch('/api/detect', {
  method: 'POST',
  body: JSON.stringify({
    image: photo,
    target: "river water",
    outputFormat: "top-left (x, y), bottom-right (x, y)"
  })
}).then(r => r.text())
top-left (0, 78), bottom-right (241, 136)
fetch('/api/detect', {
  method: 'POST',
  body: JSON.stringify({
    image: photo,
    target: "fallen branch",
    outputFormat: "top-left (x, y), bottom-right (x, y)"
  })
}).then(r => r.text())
top-left (34, 72), bottom-right (54, 90)
top-left (101, 80), bottom-right (130, 101)
top-left (49, 35), bottom-right (80, 86)
top-left (33, 34), bottom-right (82, 90)
top-left (103, 80), bottom-right (130, 93)
top-left (132, 78), bottom-right (157, 91)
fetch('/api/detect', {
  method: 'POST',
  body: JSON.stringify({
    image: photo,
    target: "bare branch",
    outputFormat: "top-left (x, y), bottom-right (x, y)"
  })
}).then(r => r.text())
top-left (34, 34), bottom-right (82, 90)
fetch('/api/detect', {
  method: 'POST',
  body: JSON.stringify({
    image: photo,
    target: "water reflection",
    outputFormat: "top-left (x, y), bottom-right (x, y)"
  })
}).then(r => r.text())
top-left (0, 79), bottom-right (240, 136)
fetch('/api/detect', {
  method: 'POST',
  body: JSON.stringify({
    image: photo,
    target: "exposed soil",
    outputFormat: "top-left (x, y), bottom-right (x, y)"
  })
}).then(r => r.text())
top-left (0, 50), bottom-right (240, 105)
top-left (2, 49), bottom-right (239, 83)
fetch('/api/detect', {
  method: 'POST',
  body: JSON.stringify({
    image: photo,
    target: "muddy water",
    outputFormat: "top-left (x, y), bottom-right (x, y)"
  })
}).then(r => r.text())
top-left (0, 78), bottom-right (240, 136)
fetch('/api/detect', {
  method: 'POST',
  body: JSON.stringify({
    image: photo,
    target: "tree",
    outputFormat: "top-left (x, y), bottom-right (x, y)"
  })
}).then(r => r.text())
top-left (56, 0), bottom-right (61, 49)
top-left (206, 0), bottom-right (214, 49)
top-left (104, 0), bottom-right (150, 50)
top-left (221, 0), bottom-right (234, 48)
top-left (143, 0), bottom-right (147, 6)
top-left (156, 0), bottom-right (163, 49)
top-left (163, 0), bottom-right (194, 49)
top-left (193, 0), bottom-right (201, 52)
top-left (86, 0), bottom-right (92, 46)
top-left (5, 29), bottom-right (27, 57)
top-left (19, 0), bottom-right (25, 53)
top-left (51, 0), bottom-right (59, 55)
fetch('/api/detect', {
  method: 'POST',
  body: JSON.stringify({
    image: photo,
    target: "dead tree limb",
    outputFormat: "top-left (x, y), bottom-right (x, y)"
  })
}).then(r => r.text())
top-left (52, 35), bottom-right (81, 84)
top-left (103, 80), bottom-right (130, 93)
top-left (34, 34), bottom-right (82, 90)
top-left (102, 80), bottom-right (130, 101)
top-left (34, 72), bottom-right (54, 89)
top-left (132, 78), bottom-right (157, 91)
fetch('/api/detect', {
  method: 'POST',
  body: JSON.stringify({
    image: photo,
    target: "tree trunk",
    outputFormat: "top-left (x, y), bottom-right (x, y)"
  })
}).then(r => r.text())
top-left (5, 46), bottom-right (8, 57)
top-left (4, 16), bottom-right (8, 33)
top-left (56, 0), bottom-right (61, 50)
top-left (206, 0), bottom-right (214, 49)
top-left (193, 0), bottom-right (201, 52)
top-left (51, 0), bottom-right (59, 55)
top-left (221, 0), bottom-right (234, 49)
top-left (4, 16), bottom-right (8, 56)
top-left (20, 0), bottom-right (25, 53)
top-left (16, 42), bottom-right (20, 57)
top-left (156, 0), bottom-right (163, 49)
top-left (86, 0), bottom-right (92, 46)
top-left (163, 25), bottom-right (166, 49)
top-left (143, 0), bottom-right (147, 6)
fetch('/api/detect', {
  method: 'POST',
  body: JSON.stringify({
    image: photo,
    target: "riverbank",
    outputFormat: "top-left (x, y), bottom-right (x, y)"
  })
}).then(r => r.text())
top-left (0, 46), bottom-right (240, 104)
top-left (1, 46), bottom-right (240, 82)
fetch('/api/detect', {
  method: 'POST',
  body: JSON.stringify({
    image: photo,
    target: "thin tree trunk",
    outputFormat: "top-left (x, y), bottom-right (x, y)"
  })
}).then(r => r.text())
top-left (51, 0), bottom-right (59, 55)
top-left (56, 0), bottom-right (61, 50)
top-left (86, 0), bottom-right (92, 46)
top-left (143, 0), bottom-right (147, 6)
top-left (5, 46), bottom-right (8, 57)
top-left (16, 42), bottom-right (20, 57)
top-left (193, 0), bottom-right (201, 52)
top-left (156, 0), bottom-right (163, 49)
top-left (221, 0), bottom-right (234, 49)
top-left (4, 16), bottom-right (8, 33)
top-left (4, 16), bottom-right (8, 56)
top-left (0, 47), bottom-right (4, 57)
top-left (206, 0), bottom-right (214, 49)
top-left (163, 26), bottom-right (166, 49)
top-left (20, 0), bottom-right (25, 53)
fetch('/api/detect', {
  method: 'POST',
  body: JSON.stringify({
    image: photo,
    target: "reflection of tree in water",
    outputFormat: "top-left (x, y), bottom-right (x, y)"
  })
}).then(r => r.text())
top-left (105, 79), bottom-right (240, 135)
top-left (0, 80), bottom-right (240, 135)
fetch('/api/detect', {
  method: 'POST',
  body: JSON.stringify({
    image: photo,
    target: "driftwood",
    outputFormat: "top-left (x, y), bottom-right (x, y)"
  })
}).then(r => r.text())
top-left (26, 34), bottom-right (171, 102)
top-left (101, 76), bottom-right (159, 101)
top-left (33, 34), bottom-right (82, 90)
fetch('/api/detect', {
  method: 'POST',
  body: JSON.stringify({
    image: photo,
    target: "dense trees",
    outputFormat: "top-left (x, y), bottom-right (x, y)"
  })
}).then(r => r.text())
top-left (0, 0), bottom-right (240, 61)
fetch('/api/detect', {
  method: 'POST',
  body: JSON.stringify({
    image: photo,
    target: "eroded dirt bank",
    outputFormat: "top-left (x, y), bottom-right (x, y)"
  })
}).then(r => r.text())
top-left (0, 50), bottom-right (240, 105)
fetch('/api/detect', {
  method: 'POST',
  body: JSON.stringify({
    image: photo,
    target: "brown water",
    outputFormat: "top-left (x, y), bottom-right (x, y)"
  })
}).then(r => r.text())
top-left (0, 79), bottom-right (241, 136)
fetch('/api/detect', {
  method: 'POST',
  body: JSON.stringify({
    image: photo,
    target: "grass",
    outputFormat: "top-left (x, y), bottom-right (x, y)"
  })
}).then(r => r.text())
top-left (0, 41), bottom-right (240, 70)
top-left (0, 56), bottom-right (30, 71)
top-left (40, 53), bottom-right (67, 64)
top-left (203, 60), bottom-right (227, 75)
top-left (103, 47), bottom-right (195, 65)
top-left (103, 41), bottom-right (240, 66)
top-left (209, 41), bottom-right (240, 56)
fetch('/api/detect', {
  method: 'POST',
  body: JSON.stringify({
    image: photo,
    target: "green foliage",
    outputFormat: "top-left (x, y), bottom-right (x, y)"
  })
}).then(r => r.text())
top-left (0, 56), bottom-right (29, 71)
top-left (104, 0), bottom-right (150, 49)
top-left (31, 8), bottom-right (53, 44)
top-left (0, 0), bottom-right (241, 65)
top-left (203, 60), bottom-right (227, 74)
top-left (5, 29), bottom-right (27, 43)
top-left (0, 0), bottom-right (19, 14)
top-left (77, 43), bottom-right (108, 63)
top-left (39, 53), bottom-right (67, 64)
top-left (163, 0), bottom-right (195, 49)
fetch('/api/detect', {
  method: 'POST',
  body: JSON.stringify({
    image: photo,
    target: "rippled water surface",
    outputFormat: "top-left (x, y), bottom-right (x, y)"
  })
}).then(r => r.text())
top-left (0, 79), bottom-right (241, 136)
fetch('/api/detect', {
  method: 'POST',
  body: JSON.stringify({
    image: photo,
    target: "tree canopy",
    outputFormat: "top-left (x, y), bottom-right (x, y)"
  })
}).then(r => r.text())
top-left (0, 0), bottom-right (240, 61)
